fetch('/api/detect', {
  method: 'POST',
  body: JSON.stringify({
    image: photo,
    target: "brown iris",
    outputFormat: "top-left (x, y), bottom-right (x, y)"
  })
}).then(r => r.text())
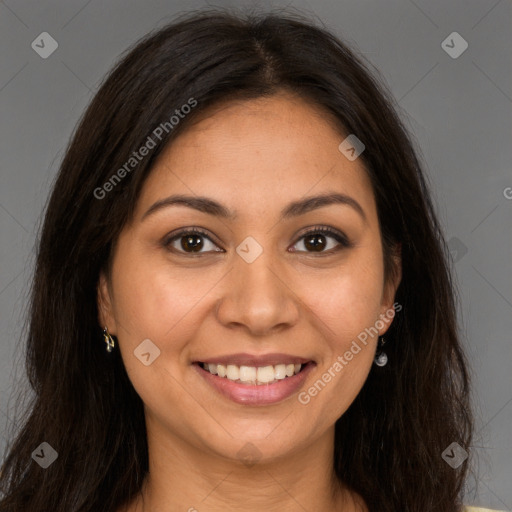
top-left (181, 234), bottom-right (204, 252)
top-left (303, 234), bottom-right (327, 252)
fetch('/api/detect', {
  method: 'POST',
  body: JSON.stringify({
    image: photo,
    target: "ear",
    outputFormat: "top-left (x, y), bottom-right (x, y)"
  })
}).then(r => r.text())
top-left (97, 270), bottom-right (117, 334)
top-left (378, 242), bottom-right (402, 335)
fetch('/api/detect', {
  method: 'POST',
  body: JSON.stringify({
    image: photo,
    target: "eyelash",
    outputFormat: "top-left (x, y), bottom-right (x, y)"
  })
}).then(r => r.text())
top-left (162, 225), bottom-right (352, 256)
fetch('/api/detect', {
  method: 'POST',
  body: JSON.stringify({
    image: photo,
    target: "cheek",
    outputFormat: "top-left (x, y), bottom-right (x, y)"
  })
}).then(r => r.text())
top-left (301, 251), bottom-right (385, 345)
top-left (110, 248), bottom-right (209, 344)
top-left (293, 249), bottom-right (383, 417)
top-left (109, 252), bottom-right (208, 411)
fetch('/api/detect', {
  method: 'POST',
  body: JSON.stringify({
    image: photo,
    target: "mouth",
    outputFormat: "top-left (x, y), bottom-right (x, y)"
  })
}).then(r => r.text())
top-left (193, 354), bottom-right (316, 405)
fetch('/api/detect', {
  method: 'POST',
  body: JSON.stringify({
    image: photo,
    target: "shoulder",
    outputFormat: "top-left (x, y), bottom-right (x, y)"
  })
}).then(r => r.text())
top-left (464, 507), bottom-right (508, 512)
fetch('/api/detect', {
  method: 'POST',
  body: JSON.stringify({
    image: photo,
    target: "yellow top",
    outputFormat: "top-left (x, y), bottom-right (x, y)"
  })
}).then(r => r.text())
top-left (465, 507), bottom-right (508, 512)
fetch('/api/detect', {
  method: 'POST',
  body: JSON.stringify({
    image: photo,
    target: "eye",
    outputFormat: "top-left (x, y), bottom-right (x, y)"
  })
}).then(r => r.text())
top-left (290, 226), bottom-right (351, 254)
top-left (163, 225), bottom-right (351, 256)
top-left (163, 228), bottom-right (223, 255)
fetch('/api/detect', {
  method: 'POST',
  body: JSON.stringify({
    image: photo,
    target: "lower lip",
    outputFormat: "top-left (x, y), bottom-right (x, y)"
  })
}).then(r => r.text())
top-left (194, 362), bottom-right (315, 406)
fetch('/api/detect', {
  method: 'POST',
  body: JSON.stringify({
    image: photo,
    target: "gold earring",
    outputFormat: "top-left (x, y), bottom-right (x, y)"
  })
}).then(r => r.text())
top-left (103, 326), bottom-right (115, 353)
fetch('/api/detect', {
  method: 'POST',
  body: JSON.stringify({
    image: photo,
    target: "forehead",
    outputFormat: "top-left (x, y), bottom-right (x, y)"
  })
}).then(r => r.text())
top-left (135, 92), bottom-right (376, 223)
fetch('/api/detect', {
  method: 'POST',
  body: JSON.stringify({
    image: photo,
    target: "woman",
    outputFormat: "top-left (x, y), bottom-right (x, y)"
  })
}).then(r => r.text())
top-left (0, 8), bottom-right (501, 512)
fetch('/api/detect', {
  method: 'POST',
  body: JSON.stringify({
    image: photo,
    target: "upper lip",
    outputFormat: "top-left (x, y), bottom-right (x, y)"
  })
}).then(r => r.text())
top-left (196, 353), bottom-right (313, 367)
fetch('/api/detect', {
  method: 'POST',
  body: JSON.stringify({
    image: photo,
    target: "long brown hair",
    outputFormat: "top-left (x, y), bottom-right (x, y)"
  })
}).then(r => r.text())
top-left (0, 8), bottom-right (474, 511)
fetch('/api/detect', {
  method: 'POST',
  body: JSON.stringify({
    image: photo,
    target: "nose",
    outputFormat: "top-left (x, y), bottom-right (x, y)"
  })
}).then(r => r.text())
top-left (215, 250), bottom-right (300, 337)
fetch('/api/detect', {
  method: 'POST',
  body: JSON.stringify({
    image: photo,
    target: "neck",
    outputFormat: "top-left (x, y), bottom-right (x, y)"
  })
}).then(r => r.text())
top-left (123, 421), bottom-right (367, 512)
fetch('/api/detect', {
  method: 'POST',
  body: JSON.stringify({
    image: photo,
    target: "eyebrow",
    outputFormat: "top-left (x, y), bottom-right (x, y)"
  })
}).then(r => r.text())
top-left (141, 192), bottom-right (367, 223)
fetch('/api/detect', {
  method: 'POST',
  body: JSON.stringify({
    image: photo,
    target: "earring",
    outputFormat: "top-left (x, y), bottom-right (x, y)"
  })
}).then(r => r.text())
top-left (374, 336), bottom-right (388, 367)
top-left (103, 326), bottom-right (115, 353)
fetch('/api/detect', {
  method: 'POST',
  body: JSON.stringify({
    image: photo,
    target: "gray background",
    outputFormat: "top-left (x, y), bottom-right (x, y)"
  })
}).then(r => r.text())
top-left (0, 0), bottom-right (510, 509)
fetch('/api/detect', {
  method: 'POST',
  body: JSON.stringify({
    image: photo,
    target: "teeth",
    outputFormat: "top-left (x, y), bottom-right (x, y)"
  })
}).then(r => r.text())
top-left (201, 362), bottom-right (304, 385)
top-left (257, 366), bottom-right (275, 383)
top-left (239, 365), bottom-right (257, 384)
top-left (274, 364), bottom-right (287, 379)
top-left (226, 364), bottom-right (239, 381)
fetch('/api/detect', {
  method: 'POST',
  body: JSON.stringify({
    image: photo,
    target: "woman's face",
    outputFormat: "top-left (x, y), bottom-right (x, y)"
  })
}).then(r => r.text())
top-left (98, 91), bottom-right (401, 464)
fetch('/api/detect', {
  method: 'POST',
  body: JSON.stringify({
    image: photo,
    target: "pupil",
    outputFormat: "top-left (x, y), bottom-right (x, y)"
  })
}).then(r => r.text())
top-left (304, 234), bottom-right (325, 252)
top-left (182, 234), bottom-right (203, 252)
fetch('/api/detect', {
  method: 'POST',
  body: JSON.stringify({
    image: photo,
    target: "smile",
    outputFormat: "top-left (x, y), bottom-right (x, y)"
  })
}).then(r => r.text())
top-left (193, 355), bottom-right (316, 406)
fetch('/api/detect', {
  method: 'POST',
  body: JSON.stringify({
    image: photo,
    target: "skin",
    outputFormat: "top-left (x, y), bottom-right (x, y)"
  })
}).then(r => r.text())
top-left (98, 90), bottom-right (401, 512)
